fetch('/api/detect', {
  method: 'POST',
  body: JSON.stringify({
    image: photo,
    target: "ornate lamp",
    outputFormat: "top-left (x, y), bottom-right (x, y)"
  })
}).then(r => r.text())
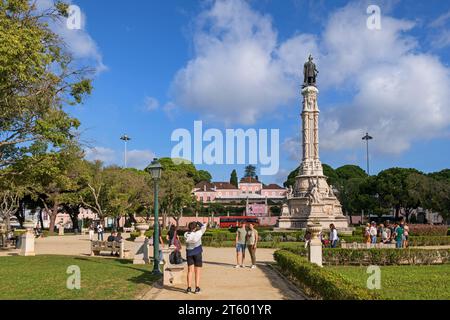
top-left (147, 158), bottom-right (163, 275)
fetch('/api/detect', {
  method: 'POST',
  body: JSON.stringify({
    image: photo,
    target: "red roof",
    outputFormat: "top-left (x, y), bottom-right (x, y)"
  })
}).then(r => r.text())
top-left (262, 184), bottom-right (284, 190)
top-left (213, 182), bottom-right (238, 190)
top-left (240, 177), bottom-right (260, 183)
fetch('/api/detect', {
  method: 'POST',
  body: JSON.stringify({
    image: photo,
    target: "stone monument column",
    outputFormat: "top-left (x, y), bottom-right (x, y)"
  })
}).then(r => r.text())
top-left (278, 55), bottom-right (350, 232)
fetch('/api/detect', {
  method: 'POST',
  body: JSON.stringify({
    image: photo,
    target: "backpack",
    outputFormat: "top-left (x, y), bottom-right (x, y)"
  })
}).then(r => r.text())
top-left (169, 250), bottom-right (183, 265)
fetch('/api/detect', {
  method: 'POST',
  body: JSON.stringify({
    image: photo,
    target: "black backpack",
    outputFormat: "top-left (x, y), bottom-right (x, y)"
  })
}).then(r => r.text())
top-left (169, 250), bottom-right (183, 265)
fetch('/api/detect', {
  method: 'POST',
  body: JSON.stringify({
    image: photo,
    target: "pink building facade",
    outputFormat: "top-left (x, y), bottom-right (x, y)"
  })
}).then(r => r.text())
top-left (193, 177), bottom-right (287, 218)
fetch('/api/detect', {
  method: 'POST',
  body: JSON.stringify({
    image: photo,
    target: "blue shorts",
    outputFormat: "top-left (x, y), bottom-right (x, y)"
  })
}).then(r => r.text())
top-left (236, 243), bottom-right (246, 253)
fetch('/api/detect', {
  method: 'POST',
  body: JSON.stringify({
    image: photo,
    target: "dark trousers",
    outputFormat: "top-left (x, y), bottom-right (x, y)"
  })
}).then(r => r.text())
top-left (247, 245), bottom-right (256, 265)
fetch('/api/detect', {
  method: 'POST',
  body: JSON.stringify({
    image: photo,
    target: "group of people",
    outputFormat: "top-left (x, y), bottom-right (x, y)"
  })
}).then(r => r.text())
top-left (364, 220), bottom-right (410, 248)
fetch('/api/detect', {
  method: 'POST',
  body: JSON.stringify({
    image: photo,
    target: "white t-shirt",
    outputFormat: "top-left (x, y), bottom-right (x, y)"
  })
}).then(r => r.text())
top-left (369, 226), bottom-right (377, 236)
top-left (330, 229), bottom-right (338, 241)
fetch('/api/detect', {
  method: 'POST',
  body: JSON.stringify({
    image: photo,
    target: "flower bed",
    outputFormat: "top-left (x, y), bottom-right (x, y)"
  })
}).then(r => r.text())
top-left (274, 250), bottom-right (380, 300)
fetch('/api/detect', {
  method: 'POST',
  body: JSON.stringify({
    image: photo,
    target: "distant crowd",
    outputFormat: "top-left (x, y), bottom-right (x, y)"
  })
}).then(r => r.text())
top-left (303, 220), bottom-right (411, 249)
top-left (363, 220), bottom-right (410, 248)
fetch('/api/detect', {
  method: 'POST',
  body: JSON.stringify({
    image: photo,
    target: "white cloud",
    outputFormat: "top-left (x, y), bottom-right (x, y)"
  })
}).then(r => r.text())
top-left (318, 3), bottom-right (450, 155)
top-left (162, 101), bottom-right (179, 120)
top-left (126, 150), bottom-right (156, 170)
top-left (35, 0), bottom-right (106, 73)
top-left (144, 97), bottom-right (160, 111)
top-left (84, 147), bottom-right (116, 164)
top-left (172, 0), bottom-right (450, 155)
top-left (429, 10), bottom-right (450, 28)
top-left (170, 0), bottom-right (316, 125)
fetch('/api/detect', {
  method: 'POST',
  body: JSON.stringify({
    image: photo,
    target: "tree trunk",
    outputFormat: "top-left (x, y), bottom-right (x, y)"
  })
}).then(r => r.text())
top-left (48, 203), bottom-right (59, 233)
top-left (39, 208), bottom-right (44, 230)
top-left (395, 205), bottom-right (401, 220)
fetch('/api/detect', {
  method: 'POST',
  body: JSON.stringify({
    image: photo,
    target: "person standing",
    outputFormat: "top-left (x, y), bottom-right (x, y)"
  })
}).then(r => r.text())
top-left (394, 222), bottom-right (404, 249)
top-left (364, 223), bottom-right (371, 244)
top-left (88, 225), bottom-right (95, 241)
top-left (184, 221), bottom-right (207, 294)
top-left (97, 224), bottom-right (104, 241)
top-left (167, 224), bottom-right (182, 251)
top-left (403, 222), bottom-right (410, 248)
top-left (246, 223), bottom-right (258, 269)
top-left (370, 222), bottom-right (378, 244)
top-left (329, 224), bottom-right (339, 248)
top-left (235, 222), bottom-right (247, 268)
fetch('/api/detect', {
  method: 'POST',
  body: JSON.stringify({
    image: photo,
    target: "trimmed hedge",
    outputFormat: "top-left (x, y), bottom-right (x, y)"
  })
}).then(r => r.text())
top-left (274, 250), bottom-right (380, 300)
top-left (281, 246), bottom-right (450, 266)
top-left (408, 224), bottom-right (448, 236)
top-left (341, 235), bottom-right (450, 247)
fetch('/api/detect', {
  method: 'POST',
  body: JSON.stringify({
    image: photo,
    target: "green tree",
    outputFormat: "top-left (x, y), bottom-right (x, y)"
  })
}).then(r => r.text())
top-left (195, 170), bottom-right (212, 183)
top-left (375, 168), bottom-right (423, 220)
top-left (0, 1), bottom-right (92, 167)
top-left (335, 165), bottom-right (367, 180)
top-left (230, 169), bottom-right (238, 187)
top-left (159, 170), bottom-right (194, 227)
top-left (284, 166), bottom-right (300, 188)
top-left (244, 165), bottom-right (257, 179)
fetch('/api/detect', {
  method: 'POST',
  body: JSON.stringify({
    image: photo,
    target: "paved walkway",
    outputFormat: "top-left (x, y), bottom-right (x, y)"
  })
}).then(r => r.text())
top-left (143, 247), bottom-right (306, 300)
top-left (0, 235), bottom-right (306, 300)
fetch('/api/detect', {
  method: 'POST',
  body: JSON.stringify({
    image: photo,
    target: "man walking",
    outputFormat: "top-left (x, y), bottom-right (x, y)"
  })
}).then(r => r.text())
top-left (235, 222), bottom-right (247, 268)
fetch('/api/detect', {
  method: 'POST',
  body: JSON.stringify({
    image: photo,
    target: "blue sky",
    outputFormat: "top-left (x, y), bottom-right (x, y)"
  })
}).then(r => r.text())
top-left (52, 0), bottom-right (450, 184)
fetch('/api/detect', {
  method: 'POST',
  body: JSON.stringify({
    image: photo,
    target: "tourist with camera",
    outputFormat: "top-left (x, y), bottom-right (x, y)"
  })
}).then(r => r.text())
top-left (184, 221), bottom-right (207, 294)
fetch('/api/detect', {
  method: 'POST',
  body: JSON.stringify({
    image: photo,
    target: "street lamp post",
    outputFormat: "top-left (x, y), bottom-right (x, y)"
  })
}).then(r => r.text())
top-left (362, 133), bottom-right (373, 175)
top-left (147, 158), bottom-right (163, 275)
top-left (120, 135), bottom-right (131, 168)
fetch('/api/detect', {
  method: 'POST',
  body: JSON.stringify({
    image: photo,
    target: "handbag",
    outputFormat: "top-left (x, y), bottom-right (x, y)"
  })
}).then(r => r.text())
top-left (169, 250), bottom-right (183, 265)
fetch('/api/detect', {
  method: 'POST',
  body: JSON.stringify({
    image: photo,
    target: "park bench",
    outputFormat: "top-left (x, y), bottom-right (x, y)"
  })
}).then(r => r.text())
top-left (90, 241), bottom-right (130, 258)
top-left (162, 246), bottom-right (186, 286)
top-left (123, 227), bottom-right (134, 233)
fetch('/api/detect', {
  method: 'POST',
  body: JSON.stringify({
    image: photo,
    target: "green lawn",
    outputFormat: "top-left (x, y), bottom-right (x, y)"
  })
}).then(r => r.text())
top-left (0, 255), bottom-right (159, 300)
top-left (329, 264), bottom-right (450, 300)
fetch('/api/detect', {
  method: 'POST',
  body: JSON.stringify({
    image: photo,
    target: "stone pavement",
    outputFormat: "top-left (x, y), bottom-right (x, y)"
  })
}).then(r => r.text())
top-left (142, 247), bottom-right (306, 300)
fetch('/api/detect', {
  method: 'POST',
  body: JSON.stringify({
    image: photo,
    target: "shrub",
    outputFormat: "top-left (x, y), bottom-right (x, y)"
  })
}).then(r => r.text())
top-left (282, 247), bottom-right (450, 266)
top-left (274, 250), bottom-right (380, 300)
top-left (340, 235), bottom-right (450, 246)
top-left (408, 224), bottom-right (448, 236)
top-left (408, 236), bottom-right (450, 246)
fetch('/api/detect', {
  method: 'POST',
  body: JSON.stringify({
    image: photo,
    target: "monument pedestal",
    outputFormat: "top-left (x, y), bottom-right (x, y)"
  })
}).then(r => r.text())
top-left (20, 227), bottom-right (35, 257)
top-left (307, 223), bottom-right (323, 267)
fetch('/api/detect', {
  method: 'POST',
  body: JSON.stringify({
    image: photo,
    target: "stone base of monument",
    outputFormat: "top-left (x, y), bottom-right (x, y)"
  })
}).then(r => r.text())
top-left (20, 232), bottom-right (35, 257)
top-left (133, 237), bottom-right (150, 265)
top-left (279, 174), bottom-right (350, 232)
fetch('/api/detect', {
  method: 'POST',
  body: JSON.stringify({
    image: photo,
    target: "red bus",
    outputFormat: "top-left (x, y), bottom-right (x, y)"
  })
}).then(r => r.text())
top-left (219, 216), bottom-right (259, 228)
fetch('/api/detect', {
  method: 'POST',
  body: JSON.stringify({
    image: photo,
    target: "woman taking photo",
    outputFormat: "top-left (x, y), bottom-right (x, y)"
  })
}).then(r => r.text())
top-left (184, 221), bottom-right (207, 294)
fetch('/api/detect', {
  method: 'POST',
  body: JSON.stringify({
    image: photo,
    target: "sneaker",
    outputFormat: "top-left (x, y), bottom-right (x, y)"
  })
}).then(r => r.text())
top-left (234, 265), bottom-right (241, 268)
top-left (251, 265), bottom-right (256, 269)
top-left (186, 287), bottom-right (192, 294)
top-left (195, 287), bottom-right (201, 294)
